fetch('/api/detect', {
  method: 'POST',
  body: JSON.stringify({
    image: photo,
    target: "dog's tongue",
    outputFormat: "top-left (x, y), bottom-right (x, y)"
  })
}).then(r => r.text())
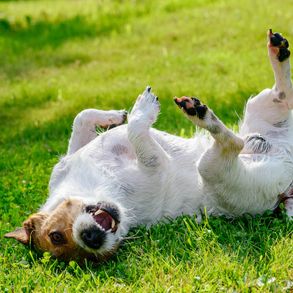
top-left (93, 211), bottom-right (112, 231)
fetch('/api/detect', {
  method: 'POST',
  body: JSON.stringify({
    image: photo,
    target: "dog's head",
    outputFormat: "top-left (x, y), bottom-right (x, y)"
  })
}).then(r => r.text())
top-left (5, 198), bottom-right (124, 263)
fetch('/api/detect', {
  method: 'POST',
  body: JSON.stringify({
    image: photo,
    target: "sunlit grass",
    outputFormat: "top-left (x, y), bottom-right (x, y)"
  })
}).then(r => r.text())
top-left (0, 0), bottom-right (292, 291)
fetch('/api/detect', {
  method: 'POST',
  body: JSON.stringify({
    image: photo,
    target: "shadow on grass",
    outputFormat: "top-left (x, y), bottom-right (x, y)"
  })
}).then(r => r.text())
top-left (0, 3), bottom-right (151, 79)
top-left (0, 13), bottom-right (126, 50)
top-left (0, 15), bottom-right (120, 78)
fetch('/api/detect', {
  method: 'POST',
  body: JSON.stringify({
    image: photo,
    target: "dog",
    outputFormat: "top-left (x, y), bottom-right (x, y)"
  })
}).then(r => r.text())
top-left (5, 30), bottom-right (293, 263)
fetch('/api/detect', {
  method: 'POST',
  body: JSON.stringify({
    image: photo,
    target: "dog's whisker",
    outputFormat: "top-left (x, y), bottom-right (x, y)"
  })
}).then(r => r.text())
top-left (121, 235), bottom-right (142, 241)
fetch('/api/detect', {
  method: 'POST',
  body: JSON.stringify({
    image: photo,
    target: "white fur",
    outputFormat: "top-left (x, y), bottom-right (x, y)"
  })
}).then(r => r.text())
top-left (41, 35), bottom-right (293, 255)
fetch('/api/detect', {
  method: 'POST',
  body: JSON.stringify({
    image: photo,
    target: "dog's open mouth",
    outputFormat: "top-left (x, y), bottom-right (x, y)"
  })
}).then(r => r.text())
top-left (85, 204), bottom-right (120, 233)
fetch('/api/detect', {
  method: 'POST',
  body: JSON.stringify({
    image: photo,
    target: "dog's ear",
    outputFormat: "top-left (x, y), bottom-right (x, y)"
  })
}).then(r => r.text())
top-left (4, 213), bottom-right (48, 246)
top-left (4, 227), bottom-right (30, 245)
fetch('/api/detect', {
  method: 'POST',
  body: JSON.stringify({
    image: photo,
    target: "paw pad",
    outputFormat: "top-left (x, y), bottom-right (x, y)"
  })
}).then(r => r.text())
top-left (174, 96), bottom-right (207, 119)
top-left (269, 29), bottom-right (290, 62)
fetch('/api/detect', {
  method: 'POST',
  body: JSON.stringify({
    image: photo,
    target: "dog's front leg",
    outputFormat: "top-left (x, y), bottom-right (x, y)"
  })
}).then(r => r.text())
top-left (68, 109), bottom-right (127, 155)
top-left (128, 87), bottom-right (169, 171)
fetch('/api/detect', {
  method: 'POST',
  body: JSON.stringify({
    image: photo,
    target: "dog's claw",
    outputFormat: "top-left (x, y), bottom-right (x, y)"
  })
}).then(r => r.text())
top-left (146, 86), bottom-right (152, 93)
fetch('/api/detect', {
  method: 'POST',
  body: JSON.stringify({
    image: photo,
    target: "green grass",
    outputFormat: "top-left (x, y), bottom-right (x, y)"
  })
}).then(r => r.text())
top-left (0, 0), bottom-right (292, 291)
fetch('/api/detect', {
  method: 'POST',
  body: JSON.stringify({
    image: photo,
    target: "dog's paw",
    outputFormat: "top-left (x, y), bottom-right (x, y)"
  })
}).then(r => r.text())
top-left (268, 29), bottom-right (290, 62)
top-left (174, 96), bottom-right (223, 133)
top-left (129, 86), bottom-right (160, 125)
top-left (105, 110), bottom-right (128, 129)
top-left (174, 96), bottom-right (208, 119)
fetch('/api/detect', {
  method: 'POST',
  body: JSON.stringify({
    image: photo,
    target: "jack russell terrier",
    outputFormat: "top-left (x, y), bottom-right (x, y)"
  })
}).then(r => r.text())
top-left (5, 30), bottom-right (293, 262)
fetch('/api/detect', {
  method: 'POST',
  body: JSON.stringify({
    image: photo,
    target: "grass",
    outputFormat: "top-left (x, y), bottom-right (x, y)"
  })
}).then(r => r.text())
top-left (0, 0), bottom-right (292, 291)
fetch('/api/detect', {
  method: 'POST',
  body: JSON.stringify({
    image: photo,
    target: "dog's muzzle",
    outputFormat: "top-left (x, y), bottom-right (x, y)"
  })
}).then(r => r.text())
top-left (78, 202), bottom-right (121, 250)
top-left (80, 226), bottom-right (106, 249)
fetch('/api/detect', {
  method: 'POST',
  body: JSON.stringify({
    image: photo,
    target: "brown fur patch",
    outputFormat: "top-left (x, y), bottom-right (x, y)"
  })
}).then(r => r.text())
top-left (25, 199), bottom-right (83, 260)
top-left (6, 199), bottom-right (119, 263)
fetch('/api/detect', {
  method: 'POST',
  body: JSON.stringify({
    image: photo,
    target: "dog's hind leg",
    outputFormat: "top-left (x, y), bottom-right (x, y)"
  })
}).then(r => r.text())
top-left (68, 109), bottom-right (127, 154)
top-left (174, 96), bottom-right (246, 196)
top-left (175, 96), bottom-right (293, 215)
top-left (174, 96), bottom-right (245, 182)
top-left (174, 96), bottom-right (246, 189)
top-left (241, 30), bottom-right (293, 135)
top-left (128, 86), bottom-right (169, 171)
top-left (268, 29), bottom-right (292, 93)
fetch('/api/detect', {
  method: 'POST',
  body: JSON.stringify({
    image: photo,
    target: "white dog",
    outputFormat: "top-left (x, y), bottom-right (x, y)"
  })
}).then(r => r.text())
top-left (5, 30), bottom-right (293, 262)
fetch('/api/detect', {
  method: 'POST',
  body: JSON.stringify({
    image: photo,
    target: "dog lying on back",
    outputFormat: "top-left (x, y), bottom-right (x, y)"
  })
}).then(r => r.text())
top-left (5, 30), bottom-right (293, 262)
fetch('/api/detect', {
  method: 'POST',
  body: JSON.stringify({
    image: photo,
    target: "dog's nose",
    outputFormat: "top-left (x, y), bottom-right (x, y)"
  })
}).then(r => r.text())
top-left (80, 226), bottom-right (106, 249)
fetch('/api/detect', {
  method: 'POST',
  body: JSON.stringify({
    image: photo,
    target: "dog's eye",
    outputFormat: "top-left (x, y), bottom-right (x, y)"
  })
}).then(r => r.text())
top-left (49, 231), bottom-right (66, 245)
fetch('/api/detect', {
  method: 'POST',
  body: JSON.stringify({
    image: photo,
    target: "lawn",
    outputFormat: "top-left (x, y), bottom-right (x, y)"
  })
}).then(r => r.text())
top-left (0, 0), bottom-right (292, 291)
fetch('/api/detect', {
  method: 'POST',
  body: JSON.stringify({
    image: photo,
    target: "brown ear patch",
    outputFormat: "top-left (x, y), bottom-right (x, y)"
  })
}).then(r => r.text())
top-left (4, 213), bottom-right (48, 247)
top-left (4, 227), bottom-right (30, 245)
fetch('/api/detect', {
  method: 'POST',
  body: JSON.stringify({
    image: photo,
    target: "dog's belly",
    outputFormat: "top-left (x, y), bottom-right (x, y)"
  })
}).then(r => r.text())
top-left (48, 125), bottom-right (210, 222)
top-left (50, 124), bottom-right (293, 219)
top-left (83, 125), bottom-right (208, 167)
top-left (96, 125), bottom-right (203, 158)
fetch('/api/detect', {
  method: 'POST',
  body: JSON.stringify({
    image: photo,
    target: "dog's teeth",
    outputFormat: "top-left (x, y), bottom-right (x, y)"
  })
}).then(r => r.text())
top-left (94, 210), bottom-right (103, 216)
top-left (111, 219), bottom-right (116, 229)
